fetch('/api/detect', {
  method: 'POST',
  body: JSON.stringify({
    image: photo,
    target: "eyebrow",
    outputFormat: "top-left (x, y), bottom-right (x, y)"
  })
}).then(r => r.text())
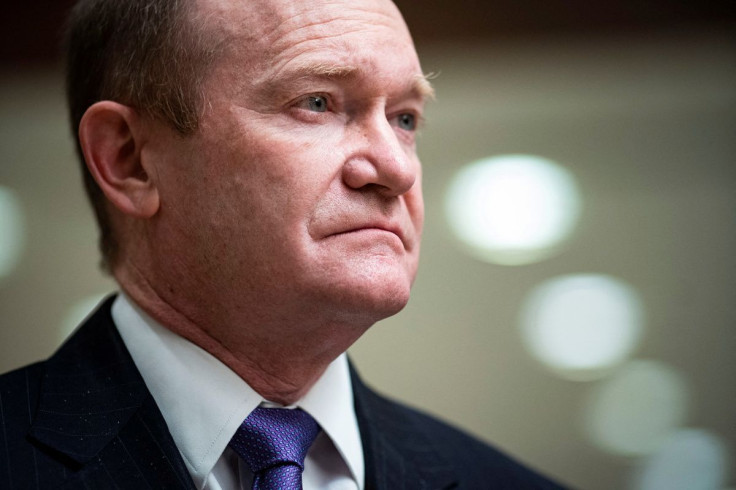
top-left (274, 62), bottom-right (436, 101)
top-left (413, 73), bottom-right (436, 101)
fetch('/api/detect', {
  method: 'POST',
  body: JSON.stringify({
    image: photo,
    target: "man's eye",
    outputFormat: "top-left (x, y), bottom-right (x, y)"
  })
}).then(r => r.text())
top-left (302, 95), bottom-right (328, 113)
top-left (397, 113), bottom-right (416, 131)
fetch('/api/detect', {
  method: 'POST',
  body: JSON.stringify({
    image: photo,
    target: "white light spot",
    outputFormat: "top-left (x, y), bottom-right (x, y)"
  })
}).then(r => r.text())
top-left (585, 360), bottom-right (688, 456)
top-left (60, 294), bottom-right (109, 342)
top-left (0, 186), bottom-right (26, 278)
top-left (520, 274), bottom-right (644, 379)
top-left (445, 154), bottom-right (581, 265)
top-left (633, 429), bottom-right (730, 490)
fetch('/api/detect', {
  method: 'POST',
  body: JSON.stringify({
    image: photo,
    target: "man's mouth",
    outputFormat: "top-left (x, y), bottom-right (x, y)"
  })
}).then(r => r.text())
top-left (328, 220), bottom-right (407, 247)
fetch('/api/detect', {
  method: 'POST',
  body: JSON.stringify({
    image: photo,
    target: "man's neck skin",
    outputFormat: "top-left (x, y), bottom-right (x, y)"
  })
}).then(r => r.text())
top-left (114, 258), bottom-right (379, 406)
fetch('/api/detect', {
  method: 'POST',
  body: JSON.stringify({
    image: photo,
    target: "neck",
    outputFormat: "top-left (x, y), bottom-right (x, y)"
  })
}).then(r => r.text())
top-left (114, 260), bottom-right (373, 405)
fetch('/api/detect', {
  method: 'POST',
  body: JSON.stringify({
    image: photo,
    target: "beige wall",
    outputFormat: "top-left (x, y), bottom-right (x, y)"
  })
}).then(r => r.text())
top-left (1, 30), bottom-right (734, 489)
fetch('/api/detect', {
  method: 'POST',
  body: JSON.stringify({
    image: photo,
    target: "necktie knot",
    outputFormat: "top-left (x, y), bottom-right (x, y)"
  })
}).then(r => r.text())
top-left (230, 407), bottom-right (320, 489)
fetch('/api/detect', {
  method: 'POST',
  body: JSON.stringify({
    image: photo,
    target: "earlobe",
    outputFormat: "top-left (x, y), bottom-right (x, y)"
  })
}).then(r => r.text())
top-left (79, 101), bottom-right (159, 218)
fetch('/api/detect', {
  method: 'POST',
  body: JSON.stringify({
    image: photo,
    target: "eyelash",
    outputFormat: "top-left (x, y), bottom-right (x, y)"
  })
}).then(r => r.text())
top-left (295, 94), bottom-right (331, 112)
top-left (291, 93), bottom-right (331, 112)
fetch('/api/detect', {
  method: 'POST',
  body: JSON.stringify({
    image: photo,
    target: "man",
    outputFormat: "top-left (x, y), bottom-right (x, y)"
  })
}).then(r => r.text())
top-left (0, 0), bottom-right (566, 488)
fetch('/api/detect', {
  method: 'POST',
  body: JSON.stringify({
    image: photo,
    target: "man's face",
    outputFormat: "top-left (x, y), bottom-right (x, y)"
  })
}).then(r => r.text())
top-left (146, 0), bottom-right (428, 327)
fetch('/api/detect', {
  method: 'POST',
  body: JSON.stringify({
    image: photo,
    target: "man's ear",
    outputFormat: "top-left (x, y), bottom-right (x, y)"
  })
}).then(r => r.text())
top-left (78, 101), bottom-right (159, 218)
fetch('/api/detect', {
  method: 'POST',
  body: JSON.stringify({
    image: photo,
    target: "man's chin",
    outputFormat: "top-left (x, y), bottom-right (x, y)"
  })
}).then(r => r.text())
top-left (357, 283), bottom-right (412, 319)
top-left (295, 251), bottom-right (418, 322)
top-left (314, 273), bottom-right (414, 325)
top-left (335, 289), bottom-right (411, 326)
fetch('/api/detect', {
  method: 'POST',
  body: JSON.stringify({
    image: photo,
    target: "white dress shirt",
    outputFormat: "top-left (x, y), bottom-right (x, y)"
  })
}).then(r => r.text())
top-left (111, 293), bottom-right (364, 490)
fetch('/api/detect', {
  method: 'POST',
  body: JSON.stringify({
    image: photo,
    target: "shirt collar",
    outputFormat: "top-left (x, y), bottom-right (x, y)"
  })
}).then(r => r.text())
top-left (111, 293), bottom-right (364, 489)
top-left (300, 352), bottom-right (365, 488)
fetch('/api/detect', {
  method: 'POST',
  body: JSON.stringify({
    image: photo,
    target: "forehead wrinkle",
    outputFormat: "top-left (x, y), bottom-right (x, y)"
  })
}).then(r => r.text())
top-left (264, 5), bottom-right (412, 65)
top-left (271, 15), bottom-right (375, 45)
top-left (264, 27), bottom-right (422, 88)
top-left (266, 1), bottom-right (407, 41)
top-left (253, 28), bottom-right (371, 87)
top-left (269, 26), bottom-right (384, 64)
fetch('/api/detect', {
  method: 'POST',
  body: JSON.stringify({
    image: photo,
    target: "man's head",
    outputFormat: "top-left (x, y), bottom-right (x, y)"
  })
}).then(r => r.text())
top-left (73, 0), bottom-right (431, 343)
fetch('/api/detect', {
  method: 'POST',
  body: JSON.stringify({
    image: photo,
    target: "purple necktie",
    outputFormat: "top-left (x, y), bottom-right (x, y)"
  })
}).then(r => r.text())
top-left (229, 407), bottom-right (320, 490)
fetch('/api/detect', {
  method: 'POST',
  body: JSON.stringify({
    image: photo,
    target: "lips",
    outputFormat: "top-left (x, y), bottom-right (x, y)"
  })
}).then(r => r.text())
top-left (326, 220), bottom-right (408, 248)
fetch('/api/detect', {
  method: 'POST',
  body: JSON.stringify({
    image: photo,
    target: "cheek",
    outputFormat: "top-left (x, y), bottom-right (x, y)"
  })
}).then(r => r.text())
top-left (407, 166), bottom-right (425, 228)
top-left (205, 144), bottom-right (343, 254)
top-left (240, 113), bottom-right (343, 173)
top-left (243, 136), bottom-right (345, 210)
top-left (411, 196), bottom-right (424, 239)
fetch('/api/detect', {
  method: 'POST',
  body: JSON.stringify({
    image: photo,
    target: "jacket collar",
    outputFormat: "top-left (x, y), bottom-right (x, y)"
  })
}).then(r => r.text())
top-left (350, 363), bottom-right (458, 490)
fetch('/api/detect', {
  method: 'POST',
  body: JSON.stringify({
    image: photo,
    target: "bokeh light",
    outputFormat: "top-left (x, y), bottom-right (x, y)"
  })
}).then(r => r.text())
top-left (520, 274), bottom-right (644, 380)
top-left (633, 429), bottom-right (730, 490)
top-left (585, 360), bottom-right (688, 457)
top-left (445, 154), bottom-right (582, 265)
top-left (0, 185), bottom-right (26, 279)
top-left (60, 293), bottom-right (109, 342)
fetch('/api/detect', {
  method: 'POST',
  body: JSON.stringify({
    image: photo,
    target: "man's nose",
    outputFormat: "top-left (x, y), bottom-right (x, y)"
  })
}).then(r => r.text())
top-left (342, 113), bottom-right (418, 197)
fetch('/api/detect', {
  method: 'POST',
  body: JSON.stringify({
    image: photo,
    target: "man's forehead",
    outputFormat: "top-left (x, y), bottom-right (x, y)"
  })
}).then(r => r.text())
top-left (194, 0), bottom-right (424, 97)
top-left (196, 0), bottom-right (406, 39)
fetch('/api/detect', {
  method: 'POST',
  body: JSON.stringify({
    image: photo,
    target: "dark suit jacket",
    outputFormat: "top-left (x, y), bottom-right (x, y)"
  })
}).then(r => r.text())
top-left (0, 297), bottom-right (567, 489)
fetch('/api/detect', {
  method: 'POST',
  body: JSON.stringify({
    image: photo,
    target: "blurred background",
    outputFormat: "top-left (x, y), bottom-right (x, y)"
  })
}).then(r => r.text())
top-left (1, 1), bottom-right (734, 489)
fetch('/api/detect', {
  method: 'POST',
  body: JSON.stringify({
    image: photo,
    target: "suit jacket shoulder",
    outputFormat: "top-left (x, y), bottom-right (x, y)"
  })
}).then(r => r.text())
top-left (0, 296), bottom-right (195, 489)
top-left (350, 364), bottom-right (569, 490)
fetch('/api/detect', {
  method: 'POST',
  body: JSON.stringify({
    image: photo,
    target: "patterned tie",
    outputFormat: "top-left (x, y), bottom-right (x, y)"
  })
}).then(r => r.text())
top-left (229, 407), bottom-right (321, 490)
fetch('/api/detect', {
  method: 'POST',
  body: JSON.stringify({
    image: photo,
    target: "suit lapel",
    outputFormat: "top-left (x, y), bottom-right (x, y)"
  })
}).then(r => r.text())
top-left (56, 395), bottom-right (196, 489)
top-left (350, 364), bottom-right (458, 490)
top-left (28, 296), bottom-right (195, 489)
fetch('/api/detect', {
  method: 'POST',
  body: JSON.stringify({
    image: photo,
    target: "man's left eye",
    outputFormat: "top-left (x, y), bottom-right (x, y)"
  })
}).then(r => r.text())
top-left (396, 113), bottom-right (416, 131)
